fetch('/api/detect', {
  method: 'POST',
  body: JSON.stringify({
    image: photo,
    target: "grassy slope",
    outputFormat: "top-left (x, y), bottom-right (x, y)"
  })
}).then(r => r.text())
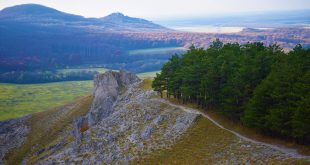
top-left (206, 110), bottom-right (310, 155)
top-left (5, 96), bottom-right (93, 165)
top-left (132, 80), bottom-right (308, 164)
top-left (0, 81), bottom-right (93, 120)
top-left (133, 116), bottom-right (307, 164)
top-left (139, 78), bottom-right (154, 91)
top-left (167, 98), bottom-right (310, 156)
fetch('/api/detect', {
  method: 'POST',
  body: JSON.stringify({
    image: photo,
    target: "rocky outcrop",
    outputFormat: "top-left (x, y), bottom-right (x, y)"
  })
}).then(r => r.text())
top-left (0, 71), bottom-right (198, 164)
top-left (37, 71), bottom-right (198, 164)
top-left (72, 71), bottom-right (140, 146)
top-left (0, 115), bottom-right (31, 164)
top-left (88, 70), bottom-right (140, 126)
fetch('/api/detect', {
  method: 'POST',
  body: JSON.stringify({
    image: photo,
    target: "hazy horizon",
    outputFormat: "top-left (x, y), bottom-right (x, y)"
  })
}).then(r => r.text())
top-left (1, 0), bottom-right (310, 20)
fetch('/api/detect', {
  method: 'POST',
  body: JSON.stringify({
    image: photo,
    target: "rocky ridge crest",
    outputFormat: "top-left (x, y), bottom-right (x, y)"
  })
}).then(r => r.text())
top-left (0, 71), bottom-right (198, 164)
top-left (41, 71), bottom-right (198, 164)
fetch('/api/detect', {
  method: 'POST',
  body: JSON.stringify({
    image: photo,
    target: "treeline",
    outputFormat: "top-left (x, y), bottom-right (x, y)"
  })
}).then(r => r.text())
top-left (152, 40), bottom-right (310, 144)
top-left (0, 70), bottom-right (98, 84)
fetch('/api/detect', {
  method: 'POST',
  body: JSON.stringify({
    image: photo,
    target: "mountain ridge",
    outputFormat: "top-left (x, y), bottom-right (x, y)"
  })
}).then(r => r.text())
top-left (0, 4), bottom-right (85, 22)
top-left (0, 4), bottom-right (170, 32)
top-left (0, 4), bottom-right (63, 16)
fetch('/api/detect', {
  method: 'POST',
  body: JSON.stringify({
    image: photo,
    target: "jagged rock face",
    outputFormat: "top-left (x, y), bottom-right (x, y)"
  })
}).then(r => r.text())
top-left (74, 70), bottom-right (140, 145)
top-left (88, 70), bottom-right (140, 126)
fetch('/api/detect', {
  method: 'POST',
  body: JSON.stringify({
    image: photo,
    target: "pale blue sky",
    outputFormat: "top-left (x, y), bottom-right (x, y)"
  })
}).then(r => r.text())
top-left (0, 0), bottom-right (309, 19)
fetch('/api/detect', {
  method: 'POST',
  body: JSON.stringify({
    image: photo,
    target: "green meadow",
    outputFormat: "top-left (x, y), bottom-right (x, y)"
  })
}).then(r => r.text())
top-left (0, 81), bottom-right (93, 121)
top-left (56, 68), bottom-right (109, 74)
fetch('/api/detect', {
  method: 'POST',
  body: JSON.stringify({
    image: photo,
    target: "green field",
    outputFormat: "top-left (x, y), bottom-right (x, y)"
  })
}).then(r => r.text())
top-left (128, 47), bottom-right (187, 55)
top-left (56, 68), bottom-right (109, 74)
top-left (0, 81), bottom-right (93, 121)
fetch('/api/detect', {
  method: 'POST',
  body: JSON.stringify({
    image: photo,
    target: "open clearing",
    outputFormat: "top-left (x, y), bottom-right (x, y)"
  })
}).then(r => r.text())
top-left (0, 81), bottom-right (93, 121)
top-left (56, 68), bottom-right (108, 74)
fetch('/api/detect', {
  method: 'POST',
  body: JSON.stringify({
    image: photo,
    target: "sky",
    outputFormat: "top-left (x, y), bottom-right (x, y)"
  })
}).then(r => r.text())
top-left (0, 0), bottom-right (310, 20)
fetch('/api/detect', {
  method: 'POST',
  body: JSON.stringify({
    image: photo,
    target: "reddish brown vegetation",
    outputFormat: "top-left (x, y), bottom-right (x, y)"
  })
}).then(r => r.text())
top-left (79, 120), bottom-right (90, 133)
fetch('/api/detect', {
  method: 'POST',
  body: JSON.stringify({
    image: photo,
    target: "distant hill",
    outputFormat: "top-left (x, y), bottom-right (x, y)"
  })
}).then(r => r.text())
top-left (100, 12), bottom-right (170, 32)
top-left (0, 4), bottom-right (170, 32)
top-left (0, 4), bottom-right (87, 26)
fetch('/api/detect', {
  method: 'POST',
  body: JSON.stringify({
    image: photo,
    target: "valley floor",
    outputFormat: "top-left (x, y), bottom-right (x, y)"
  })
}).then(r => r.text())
top-left (0, 81), bottom-right (93, 121)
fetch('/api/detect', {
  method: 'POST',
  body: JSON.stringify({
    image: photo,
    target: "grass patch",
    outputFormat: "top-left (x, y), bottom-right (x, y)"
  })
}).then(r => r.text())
top-left (140, 79), bottom-right (153, 91)
top-left (56, 68), bottom-right (109, 74)
top-left (0, 81), bottom-right (93, 121)
top-left (137, 71), bottom-right (160, 79)
top-left (5, 96), bottom-right (93, 165)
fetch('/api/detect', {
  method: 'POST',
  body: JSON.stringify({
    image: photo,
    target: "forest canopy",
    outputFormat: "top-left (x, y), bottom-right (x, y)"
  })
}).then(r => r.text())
top-left (152, 40), bottom-right (310, 144)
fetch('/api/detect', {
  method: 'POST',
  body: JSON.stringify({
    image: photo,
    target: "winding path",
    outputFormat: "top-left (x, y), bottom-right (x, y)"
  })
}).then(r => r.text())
top-left (158, 99), bottom-right (310, 161)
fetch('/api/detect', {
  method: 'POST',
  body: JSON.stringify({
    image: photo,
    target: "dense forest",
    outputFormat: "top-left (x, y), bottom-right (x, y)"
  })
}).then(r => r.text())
top-left (152, 40), bottom-right (310, 144)
top-left (0, 70), bottom-right (98, 84)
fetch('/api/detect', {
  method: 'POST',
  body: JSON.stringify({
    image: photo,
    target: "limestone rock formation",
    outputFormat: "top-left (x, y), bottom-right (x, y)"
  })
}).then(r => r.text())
top-left (41, 71), bottom-right (197, 164)
top-left (88, 70), bottom-right (140, 126)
